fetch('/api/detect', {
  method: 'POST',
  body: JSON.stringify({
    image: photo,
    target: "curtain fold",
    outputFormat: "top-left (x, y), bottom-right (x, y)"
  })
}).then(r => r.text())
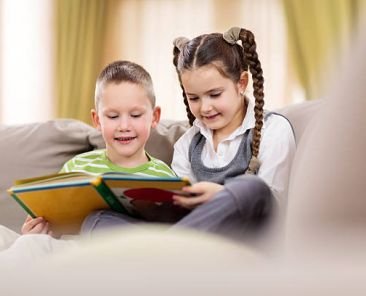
top-left (282, 0), bottom-right (365, 100)
top-left (55, 0), bottom-right (108, 123)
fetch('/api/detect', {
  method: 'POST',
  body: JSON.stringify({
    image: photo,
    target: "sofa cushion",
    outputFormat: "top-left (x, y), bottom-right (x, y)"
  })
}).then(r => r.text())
top-left (146, 120), bottom-right (190, 165)
top-left (0, 119), bottom-right (103, 230)
top-left (278, 100), bottom-right (321, 143)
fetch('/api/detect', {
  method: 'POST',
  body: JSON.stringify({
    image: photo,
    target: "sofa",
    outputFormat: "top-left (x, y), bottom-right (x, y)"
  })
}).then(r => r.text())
top-left (0, 101), bottom-right (318, 234)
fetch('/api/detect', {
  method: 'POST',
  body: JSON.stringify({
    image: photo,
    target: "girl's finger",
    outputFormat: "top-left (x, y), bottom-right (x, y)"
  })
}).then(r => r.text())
top-left (173, 195), bottom-right (207, 209)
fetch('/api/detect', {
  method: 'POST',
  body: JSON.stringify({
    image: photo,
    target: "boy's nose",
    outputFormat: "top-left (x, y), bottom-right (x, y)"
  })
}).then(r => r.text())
top-left (118, 117), bottom-right (130, 131)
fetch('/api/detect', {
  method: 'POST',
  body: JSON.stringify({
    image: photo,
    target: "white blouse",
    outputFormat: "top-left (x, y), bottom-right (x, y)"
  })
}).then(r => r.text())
top-left (171, 99), bottom-right (296, 206)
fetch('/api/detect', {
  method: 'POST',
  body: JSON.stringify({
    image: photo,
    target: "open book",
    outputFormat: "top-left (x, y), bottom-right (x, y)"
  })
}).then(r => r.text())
top-left (8, 172), bottom-right (191, 235)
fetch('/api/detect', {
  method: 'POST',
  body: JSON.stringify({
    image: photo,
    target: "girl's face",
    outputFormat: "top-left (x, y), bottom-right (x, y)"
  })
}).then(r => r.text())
top-left (181, 64), bottom-right (247, 138)
top-left (92, 82), bottom-right (160, 167)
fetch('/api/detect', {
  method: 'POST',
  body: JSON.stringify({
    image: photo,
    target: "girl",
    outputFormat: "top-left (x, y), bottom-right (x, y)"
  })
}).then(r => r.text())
top-left (170, 27), bottom-right (296, 241)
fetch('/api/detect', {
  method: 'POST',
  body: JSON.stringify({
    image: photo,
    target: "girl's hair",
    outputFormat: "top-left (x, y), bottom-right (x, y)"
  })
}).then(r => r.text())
top-left (172, 27), bottom-right (264, 174)
top-left (95, 60), bottom-right (156, 108)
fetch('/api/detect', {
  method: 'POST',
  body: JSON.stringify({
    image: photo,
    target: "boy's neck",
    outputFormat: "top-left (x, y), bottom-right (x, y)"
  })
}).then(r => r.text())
top-left (106, 150), bottom-right (150, 168)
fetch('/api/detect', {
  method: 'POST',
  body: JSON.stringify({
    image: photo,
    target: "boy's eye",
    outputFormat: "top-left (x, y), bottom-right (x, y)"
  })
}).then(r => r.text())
top-left (106, 114), bottom-right (118, 119)
top-left (131, 114), bottom-right (142, 118)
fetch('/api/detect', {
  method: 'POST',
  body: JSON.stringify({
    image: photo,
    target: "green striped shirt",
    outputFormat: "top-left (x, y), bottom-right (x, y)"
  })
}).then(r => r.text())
top-left (60, 149), bottom-right (176, 177)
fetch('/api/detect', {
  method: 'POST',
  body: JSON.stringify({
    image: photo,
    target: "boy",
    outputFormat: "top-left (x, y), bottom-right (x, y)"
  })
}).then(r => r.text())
top-left (22, 60), bottom-right (176, 235)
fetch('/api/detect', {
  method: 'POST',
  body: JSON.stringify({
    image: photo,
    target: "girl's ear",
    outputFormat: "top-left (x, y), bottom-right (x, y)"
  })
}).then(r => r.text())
top-left (151, 106), bottom-right (161, 128)
top-left (238, 71), bottom-right (249, 93)
top-left (91, 109), bottom-right (101, 130)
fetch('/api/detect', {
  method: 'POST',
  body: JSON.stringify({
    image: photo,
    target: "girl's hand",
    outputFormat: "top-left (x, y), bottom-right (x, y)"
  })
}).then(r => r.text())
top-left (21, 215), bottom-right (53, 236)
top-left (173, 181), bottom-right (224, 210)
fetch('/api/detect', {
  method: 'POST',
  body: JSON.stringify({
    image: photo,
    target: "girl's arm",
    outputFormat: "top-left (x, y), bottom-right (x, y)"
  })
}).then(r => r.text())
top-left (171, 127), bottom-right (197, 182)
top-left (173, 182), bottom-right (224, 209)
top-left (249, 114), bottom-right (296, 207)
top-left (172, 127), bottom-right (223, 209)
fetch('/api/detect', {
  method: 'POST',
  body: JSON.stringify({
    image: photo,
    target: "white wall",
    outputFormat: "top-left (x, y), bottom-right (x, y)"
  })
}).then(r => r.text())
top-left (0, 0), bottom-right (54, 124)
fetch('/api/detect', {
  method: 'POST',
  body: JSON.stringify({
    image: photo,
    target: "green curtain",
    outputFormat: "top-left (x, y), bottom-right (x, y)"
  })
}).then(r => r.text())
top-left (55, 0), bottom-right (108, 124)
top-left (282, 0), bottom-right (364, 100)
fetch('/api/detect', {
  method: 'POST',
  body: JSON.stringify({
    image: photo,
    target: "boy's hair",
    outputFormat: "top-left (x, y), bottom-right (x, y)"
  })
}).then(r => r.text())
top-left (172, 27), bottom-right (264, 174)
top-left (95, 60), bottom-right (156, 108)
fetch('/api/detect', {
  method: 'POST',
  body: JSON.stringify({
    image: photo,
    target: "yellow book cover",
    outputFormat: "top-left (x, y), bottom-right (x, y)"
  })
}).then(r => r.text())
top-left (8, 172), bottom-right (191, 234)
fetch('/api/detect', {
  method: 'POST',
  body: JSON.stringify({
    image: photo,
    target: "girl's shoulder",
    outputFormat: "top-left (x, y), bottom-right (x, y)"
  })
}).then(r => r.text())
top-left (264, 112), bottom-right (294, 133)
top-left (262, 112), bottom-right (296, 145)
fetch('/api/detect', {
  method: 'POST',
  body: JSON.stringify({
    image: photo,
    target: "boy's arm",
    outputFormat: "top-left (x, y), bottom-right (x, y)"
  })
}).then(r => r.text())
top-left (21, 215), bottom-right (53, 236)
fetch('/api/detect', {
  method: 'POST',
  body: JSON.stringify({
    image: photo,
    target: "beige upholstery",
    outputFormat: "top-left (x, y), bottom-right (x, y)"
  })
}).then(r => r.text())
top-left (0, 102), bottom-right (319, 232)
top-left (285, 29), bottom-right (366, 261)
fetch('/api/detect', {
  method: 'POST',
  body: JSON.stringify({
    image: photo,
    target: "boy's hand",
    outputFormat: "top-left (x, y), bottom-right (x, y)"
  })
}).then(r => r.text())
top-left (173, 182), bottom-right (224, 210)
top-left (21, 215), bottom-right (53, 236)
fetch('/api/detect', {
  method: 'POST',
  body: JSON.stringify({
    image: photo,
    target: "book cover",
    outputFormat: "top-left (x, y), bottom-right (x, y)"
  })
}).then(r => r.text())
top-left (8, 172), bottom-right (191, 235)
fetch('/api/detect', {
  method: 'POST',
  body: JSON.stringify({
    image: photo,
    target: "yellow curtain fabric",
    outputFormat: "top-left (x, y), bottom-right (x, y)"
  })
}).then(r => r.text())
top-left (55, 0), bottom-right (108, 124)
top-left (282, 0), bottom-right (365, 100)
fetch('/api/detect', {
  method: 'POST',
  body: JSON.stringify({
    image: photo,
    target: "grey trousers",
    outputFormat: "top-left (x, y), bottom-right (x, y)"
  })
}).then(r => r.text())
top-left (81, 175), bottom-right (273, 243)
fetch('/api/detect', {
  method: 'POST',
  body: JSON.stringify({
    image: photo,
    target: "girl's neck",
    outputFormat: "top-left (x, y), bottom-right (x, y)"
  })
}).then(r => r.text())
top-left (212, 99), bottom-right (247, 150)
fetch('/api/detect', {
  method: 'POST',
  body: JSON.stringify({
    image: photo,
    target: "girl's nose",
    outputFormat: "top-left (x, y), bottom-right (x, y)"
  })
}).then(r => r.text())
top-left (200, 98), bottom-right (213, 113)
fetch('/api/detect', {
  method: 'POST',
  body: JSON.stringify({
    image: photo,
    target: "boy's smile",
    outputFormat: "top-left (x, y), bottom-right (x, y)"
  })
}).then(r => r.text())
top-left (114, 135), bottom-right (138, 144)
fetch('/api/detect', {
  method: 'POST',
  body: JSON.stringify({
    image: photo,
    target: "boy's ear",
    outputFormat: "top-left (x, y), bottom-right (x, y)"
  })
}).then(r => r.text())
top-left (238, 71), bottom-right (249, 92)
top-left (151, 106), bottom-right (161, 128)
top-left (91, 109), bottom-right (101, 130)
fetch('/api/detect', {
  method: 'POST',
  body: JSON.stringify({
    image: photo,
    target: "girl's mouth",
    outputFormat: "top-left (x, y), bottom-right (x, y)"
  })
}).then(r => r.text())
top-left (203, 113), bottom-right (220, 120)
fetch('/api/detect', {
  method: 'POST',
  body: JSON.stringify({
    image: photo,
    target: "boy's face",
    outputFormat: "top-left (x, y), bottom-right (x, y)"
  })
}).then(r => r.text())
top-left (92, 82), bottom-right (160, 167)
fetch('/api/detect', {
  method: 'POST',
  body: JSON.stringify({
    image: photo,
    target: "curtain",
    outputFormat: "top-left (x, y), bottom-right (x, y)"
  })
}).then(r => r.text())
top-left (101, 0), bottom-right (289, 118)
top-left (282, 0), bottom-right (365, 100)
top-left (55, 0), bottom-right (108, 124)
top-left (54, 0), bottom-right (290, 122)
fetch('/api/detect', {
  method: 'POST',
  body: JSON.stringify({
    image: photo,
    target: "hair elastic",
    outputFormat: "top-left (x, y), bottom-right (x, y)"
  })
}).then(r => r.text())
top-left (223, 27), bottom-right (241, 45)
top-left (247, 156), bottom-right (261, 175)
top-left (173, 37), bottom-right (190, 51)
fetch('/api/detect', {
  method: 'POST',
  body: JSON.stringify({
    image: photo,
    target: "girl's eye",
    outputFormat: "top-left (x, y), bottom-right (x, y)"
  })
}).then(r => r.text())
top-left (188, 97), bottom-right (199, 102)
top-left (106, 114), bottom-right (118, 119)
top-left (131, 114), bottom-right (142, 118)
top-left (210, 92), bottom-right (221, 98)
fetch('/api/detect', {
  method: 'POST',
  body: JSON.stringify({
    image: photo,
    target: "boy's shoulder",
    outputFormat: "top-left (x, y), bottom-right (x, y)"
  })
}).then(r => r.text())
top-left (147, 154), bottom-right (176, 177)
top-left (149, 155), bottom-right (169, 166)
top-left (60, 149), bottom-right (107, 174)
top-left (69, 149), bottom-right (106, 162)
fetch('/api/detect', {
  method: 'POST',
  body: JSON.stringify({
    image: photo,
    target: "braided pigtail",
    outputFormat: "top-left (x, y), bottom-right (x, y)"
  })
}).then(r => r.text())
top-left (239, 29), bottom-right (264, 174)
top-left (173, 37), bottom-right (196, 126)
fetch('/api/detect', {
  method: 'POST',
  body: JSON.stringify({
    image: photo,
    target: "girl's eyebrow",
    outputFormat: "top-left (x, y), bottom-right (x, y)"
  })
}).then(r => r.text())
top-left (186, 87), bottom-right (223, 96)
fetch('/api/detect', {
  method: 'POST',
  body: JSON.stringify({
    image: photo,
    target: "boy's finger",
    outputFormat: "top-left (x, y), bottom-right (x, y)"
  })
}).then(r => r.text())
top-left (40, 223), bottom-right (49, 234)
